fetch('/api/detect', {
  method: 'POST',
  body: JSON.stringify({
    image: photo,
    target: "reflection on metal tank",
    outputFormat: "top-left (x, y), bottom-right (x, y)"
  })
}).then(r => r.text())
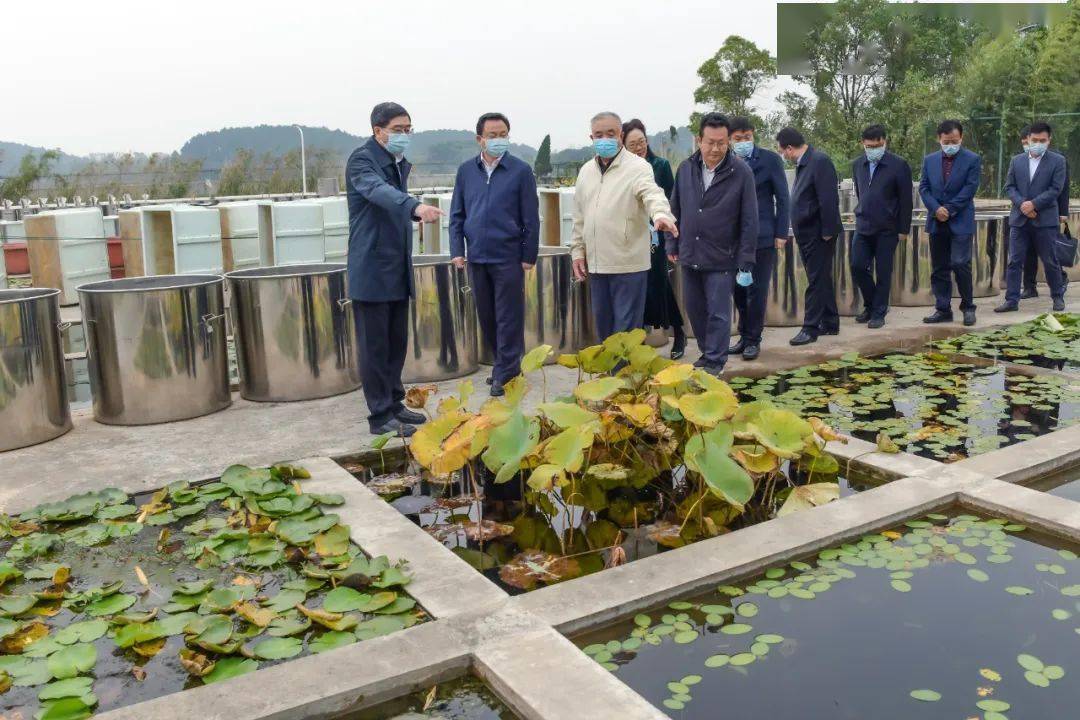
top-left (995, 213), bottom-right (1080, 288)
top-left (77, 275), bottom-right (231, 425)
top-left (0, 288), bottom-right (72, 451)
top-left (889, 225), bottom-right (935, 306)
top-left (965, 214), bottom-right (1004, 298)
top-left (834, 225), bottom-right (862, 316)
top-left (478, 247), bottom-right (594, 365)
top-left (765, 240), bottom-right (807, 327)
top-left (226, 264), bottom-right (359, 402)
top-left (403, 255), bottom-right (479, 383)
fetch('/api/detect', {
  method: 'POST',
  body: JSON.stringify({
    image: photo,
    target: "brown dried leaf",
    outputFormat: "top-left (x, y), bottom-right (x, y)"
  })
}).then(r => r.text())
top-left (460, 520), bottom-right (515, 543)
top-left (179, 648), bottom-right (215, 677)
top-left (52, 567), bottom-right (70, 587)
top-left (498, 551), bottom-right (581, 590)
top-left (131, 666), bottom-right (147, 682)
top-left (809, 416), bottom-right (847, 443)
top-left (423, 685), bottom-right (438, 711)
top-left (367, 472), bottom-right (422, 497)
top-left (405, 384), bottom-right (438, 409)
top-left (235, 602), bottom-right (276, 628)
top-left (132, 636), bottom-right (166, 658)
top-left (645, 520), bottom-right (686, 548)
top-left (0, 622), bottom-right (48, 654)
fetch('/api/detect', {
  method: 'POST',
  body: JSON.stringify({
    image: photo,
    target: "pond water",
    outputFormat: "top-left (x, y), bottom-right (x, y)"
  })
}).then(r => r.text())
top-left (574, 511), bottom-right (1080, 720)
top-left (0, 468), bottom-right (423, 719)
top-left (930, 313), bottom-right (1080, 373)
top-left (342, 458), bottom-right (883, 596)
top-left (346, 675), bottom-right (515, 719)
top-left (1027, 463), bottom-right (1080, 503)
top-left (730, 353), bottom-right (1080, 462)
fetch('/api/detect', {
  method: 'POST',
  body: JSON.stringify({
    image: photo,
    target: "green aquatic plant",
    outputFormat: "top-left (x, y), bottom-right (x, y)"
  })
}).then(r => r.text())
top-left (931, 313), bottom-right (1080, 370)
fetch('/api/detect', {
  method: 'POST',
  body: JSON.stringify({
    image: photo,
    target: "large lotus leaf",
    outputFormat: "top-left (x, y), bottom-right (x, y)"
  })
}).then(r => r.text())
top-left (778, 483), bottom-right (840, 517)
top-left (685, 426), bottom-right (753, 508)
top-left (252, 636), bottom-right (302, 660)
top-left (54, 621), bottom-right (107, 646)
top-left (574, 377), bottom-right (625, 403)
top-left (537, 402), bottom-right (599, 429)
top-left (526, 464), bottom-right (567, 493)
top-left (576, 345), bottom-right (619, 374)
top-left (746, 408), bottom-right (813, 459)
top-left (502, 376), bottom-right (528, 407)
top-left (432, 414), bottom-right (493, 476)
top-left (678, 390), bottom-right (738, 427)
top-left (35, 697), bottom-right (93, 720)
top-left (542, 424), bottom-right (596, 473)
top-left (202, 657), bottom-right (258, 685)
top-left (628, 344), bottom-right (658, 371)
top-left (498, 551), bottom-right (581, 590)
top-left (481, 409), bottom-right (541, 484)
top-left (732, 400), bottom-right (775, 438)
top-left (479, 397), bottom-right (513, 425)
top-left (617, 403), bottom-right (654, 428)
top-left (732, 446), bottom-right (779, 474)
top-left (652, 363), bottom-right (695, 386)
top-left (46, 643), bottom-right (96, 680)
top-left (520, 344), bottom-right (553, 373)
top-left (603, 328), bottom-right (647, 356)
top-left (85, 593), bottom-right (136, 617)
top-left (409, 411), bottom-right (469, 470)
top-left (314, 525), bottom-right (351, 557)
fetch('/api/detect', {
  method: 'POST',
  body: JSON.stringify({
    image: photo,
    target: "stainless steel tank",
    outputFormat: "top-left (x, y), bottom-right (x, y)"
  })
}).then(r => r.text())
top-left (765, 239), bottom-right (807, 327)
top-left (77, 275), bottom-right (231, 425)
top-left (995, 213), bottom-right (1080, 288)
top-left (0, 288), bottom-right (72, 451)
top-left (966, 214), bottom-right (1004, 298)
top-left (889, 224), bottom-right (935, 306)
top-left (225, 263), bottom-right (359, 402)
top-left (477, 247), bottom-right (595, 365)
top-left (834, 224), bottom-right (862, 316)
top-left (403, 255), bottom-right (478, 383)
top-left (670, 264), bottom-right (737, 338)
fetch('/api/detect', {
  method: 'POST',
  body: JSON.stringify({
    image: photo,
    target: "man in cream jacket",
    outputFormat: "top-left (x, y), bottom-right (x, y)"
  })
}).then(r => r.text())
top-left (570, 111), bottom-right (679, 341)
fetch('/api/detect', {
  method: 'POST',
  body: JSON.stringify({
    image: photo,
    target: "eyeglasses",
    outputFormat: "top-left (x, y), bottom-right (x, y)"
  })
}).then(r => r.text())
top-left (385, 125), bottom-right (414, 135)
top-left (625, 139), bottom-right (648, 150)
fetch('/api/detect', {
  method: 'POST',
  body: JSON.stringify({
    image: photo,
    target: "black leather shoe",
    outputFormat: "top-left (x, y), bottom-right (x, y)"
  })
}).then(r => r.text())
top-left (1053, 297), bottom-right (1066, 312)
top-left (923, 310), bottom-right (953, 324)
top-left (1020, 287), bottom-right (1039, 299)
top-left (489, 381), bottom-right (505, 397)
top-left (394, 408), bottom-right (426, 425)
top-left (370, 418), bottom-right (416, 437)
top-left (854, 310), bottom-right (871, 324)
top-left (790, 330), bottom-right (817, 346)
top-left (993, 302), bottom-right (1018, 313)
top-left (485, 376), bottom-right (493, 385)
top-left (701, 364), bottom-right (725, 377)
top-left (963, 310), bottom-right (976, 326)
top-left (671, 329), bottom-right (686, 360)
top-left (729, 338), bottom-right (747, 355)
top-left (742, 344), bottom-right (760, 361)
top-left (867, 317), bottom-right (885, 329)
top-left (819, 327), bottom-right (840, 336)
top-left (692, 356), bottom-right (708, 368)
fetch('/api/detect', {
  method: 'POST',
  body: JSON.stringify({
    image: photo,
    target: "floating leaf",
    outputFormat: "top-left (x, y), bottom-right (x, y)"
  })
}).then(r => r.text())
top-left (252, 636), bottom-right (302, 660)
top-left (704, 654), bottom-right (729, 668)
top-left (202, 657), bottom-right (258, 685)
top-left (1005, 586), bottom-right (1033, 596)
top-left (46, 643), bottom-right (96, 680)
top-left (966, 569), bottom-right (989, 583)
top-left (979, 668), bottom-right (1002, 682)
top-left (85, 593), bottom-right (136, 617)
top-left (778, 483), bottom-right (840, 517)
top-left (909, 689), bottom-right (941, 702)
top-left (720, 623), bottom-right (752, 635)
top-left (1017, 653), bottom-right (1044, 672)
top-left (309, 630), bottom-right (356, 654)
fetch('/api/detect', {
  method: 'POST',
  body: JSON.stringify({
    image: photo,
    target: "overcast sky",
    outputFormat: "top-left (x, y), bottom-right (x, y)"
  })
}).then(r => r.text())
top-left (8, 0), bottom-right (785, 155)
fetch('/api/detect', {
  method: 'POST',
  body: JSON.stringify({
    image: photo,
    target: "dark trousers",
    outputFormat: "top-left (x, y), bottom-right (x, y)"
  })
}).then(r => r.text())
top-left (470, 261), bottom-right (525, 384)
top-left (795, 235), bottom-right (839, 335)
top-left (682, 267), bottom-right (734, 367)
top-left (354, 299), bottom-right (408, 428)
top-left (589, 271), bottom-right (648, 342)
top-left (1023, 239), bottom-right (1068, 291)
top-left (851, 231), bottom-right (899, 320)
top-left (1006, 225), bottom-right (1065, 303)
top-left (929, 227), bottom-right (974, 313)
top-left (733, 245), bottom-right (776, 345)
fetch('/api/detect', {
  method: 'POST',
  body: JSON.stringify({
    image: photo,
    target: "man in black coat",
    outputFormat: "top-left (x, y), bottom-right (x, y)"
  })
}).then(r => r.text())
top-left (666, 113), bottom-right (758, 374)
top-left (776, 127), bottom-right (842, 345)
top-left (346, 102), bottom-right (444, 437)
top-left (1021, 134), bottom-right (1070, 298)
top-left (850, 124), bottom-right (913, 328)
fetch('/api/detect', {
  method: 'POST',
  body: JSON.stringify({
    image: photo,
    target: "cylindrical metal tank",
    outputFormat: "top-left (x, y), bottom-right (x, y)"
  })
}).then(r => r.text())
top-left (834, 224), bottom-right (862, 317)
top-left (0, 288), bottom-right (72, 451)
top-left (889, 224), bottom-right (935, 306)
top-left (403, 255), bottom-right (478, 383)
top-left (765, 240), bottom-right (808, 327)
top-left (77, 275), bottom-right (231, 425)
top-left (995, 213), bottom-right (1080, 288)
top-left (225, 264), bottom-right (359, 402)
top-left (966, 214), bottom-right (1004, 298)
top-left (478, 247), bottom-right (594, 365)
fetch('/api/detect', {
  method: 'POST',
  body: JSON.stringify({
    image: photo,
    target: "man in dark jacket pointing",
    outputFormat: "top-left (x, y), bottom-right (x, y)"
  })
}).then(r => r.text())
top-left (666, 112), bottom-right (758, 375)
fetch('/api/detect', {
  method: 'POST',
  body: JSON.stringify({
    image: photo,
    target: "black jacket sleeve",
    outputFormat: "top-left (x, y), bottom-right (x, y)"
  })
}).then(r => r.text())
top-left (816, 155), bottom-right (842, 238)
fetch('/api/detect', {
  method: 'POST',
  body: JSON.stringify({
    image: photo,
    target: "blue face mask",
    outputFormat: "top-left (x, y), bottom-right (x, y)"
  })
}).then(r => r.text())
top-left (864, 146), bottom-right (885, 163)
top-left (1027, 142), bottom-right (1048, 158)
top-left (940, 143), bottom-right (961, 157)
top-left (593, 138), bottom-right (619, 159)
top-left (484, 138), bottom-right (510, 158)
top-left (733, 141), bottom-right (754, 159)
top-left (385, 133), bottom-right (410, 155)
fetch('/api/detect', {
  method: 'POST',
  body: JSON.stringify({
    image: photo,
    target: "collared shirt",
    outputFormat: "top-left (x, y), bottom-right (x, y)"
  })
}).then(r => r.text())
top-left (868, 160), bottom-right (878, 181)
top-left (480, 152), bottom-right (501, 179)
top-left (1029, 153), bottom-right (1041, 180)
top-left (702, 158), bottom-right (722, 191)
top-left (942, 154), bottom-right (955, 183)
top-left (597, 148), bottom-right (621, 175)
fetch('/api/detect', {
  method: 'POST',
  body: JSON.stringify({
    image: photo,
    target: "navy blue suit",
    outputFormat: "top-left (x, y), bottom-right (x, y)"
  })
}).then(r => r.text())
top-left (790, 146), bottom-right (843, 335)
top-left (1023, 153), bottom-right (1070, 292)
top-left (851, 150), bottom-right (913, 320)
top-left (346, 137), bottom-right (420, 428)
top-left (733, 146), bottom-right (790, 345)
top-left (919, 147), bottom-right (982, 313)
top-left (449, 153), bottom-right (540, 383)
top-left (1003, 150), bottom-right (1067, 303)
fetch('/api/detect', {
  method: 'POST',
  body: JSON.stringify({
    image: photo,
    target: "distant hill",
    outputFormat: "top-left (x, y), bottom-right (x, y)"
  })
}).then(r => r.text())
top-left (0, 141), bottom-right (85, 176)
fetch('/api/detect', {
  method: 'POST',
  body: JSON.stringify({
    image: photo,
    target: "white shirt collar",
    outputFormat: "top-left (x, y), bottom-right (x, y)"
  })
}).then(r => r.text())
top-left (481, 152), bottom-right (501, 176)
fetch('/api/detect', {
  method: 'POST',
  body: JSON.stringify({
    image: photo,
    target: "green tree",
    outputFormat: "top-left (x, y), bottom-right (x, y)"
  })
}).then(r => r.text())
top-left (0, 150), bottom-right (59, 200)
top-left (533, 134), bottom-right (552, 178)
top-left (692, 35), bottom-right (776, 121)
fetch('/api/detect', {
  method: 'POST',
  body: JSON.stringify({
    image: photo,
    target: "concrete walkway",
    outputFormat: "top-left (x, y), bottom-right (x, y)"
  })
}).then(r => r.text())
top-left (1, 290), bottom-right (1075, 510)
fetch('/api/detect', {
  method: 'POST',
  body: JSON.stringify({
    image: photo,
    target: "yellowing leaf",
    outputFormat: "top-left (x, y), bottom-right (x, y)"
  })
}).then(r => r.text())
top-left (678, 390), bottom-right (738, 427)
top-left (527, 464), bottom-right (567, 493)
top-left (235, 602), bottom-right (276, 628)
top-left (778, 483), bottom-right (840, 517)
top-left (520, 344), bottom-right (553, 373)
top-left (980, 668), bottom-right (1002, 682)
top-left (409, 411), bottom-right (469, 469)
top-left (556, 353), bottom-right (579, 368)
top-left (404, 384), bottom-right (438, 409)
top-left (809, 416), bottom-right (846, 443)
top-left (732, 446), bottom-right (779, 474)
top-left (617, 403), bottom-right (654, 428)
top-left (574, 377), bottom-right (625, 403)
top-left (876, 432), bottom-right (901, 454)
top-left (537, 402), bottom-right (599, 429)
top-left (652, 363), bottom-right (695, 386)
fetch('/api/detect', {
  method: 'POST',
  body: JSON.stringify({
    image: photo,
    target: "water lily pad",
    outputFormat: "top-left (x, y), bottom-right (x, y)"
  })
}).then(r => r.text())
top-left (891, 580), bottom-right (912, 593)
top-left (673, 630), bottom-right (697, 644)
top-left (908, 689), bottom-right (941, 702)
top-left (720, 623), bottom-right (752, 635)
top-left (85, 593), bottom-right (136, 617)
top-left (966, 569), bottom-right (990, 583)
top-left (35, 696), bottom-right (94, 720)
top-left (1017, 653), bottom-right (1044, 672)
top-left (202, 656), bottom-right (258, 684)
top-left (46, 643), bottom-right (96, 680)
top-left (729, 652), bottom-right (755, 666)
top-left (705, 654), bottom-right (729, 668)
top-left (252, 636), bottom-right (302, 660)
top-left (736, 603), bottom-right (758, 618)
top-left (1005, 586), bottom-right (1033, 596)
top-left (977, 699), bottom-right (1010, 712)
top-left (1043, 665), bottom-right (1065, 680)
top-left (1024, 670), bottom-right (1050, 687)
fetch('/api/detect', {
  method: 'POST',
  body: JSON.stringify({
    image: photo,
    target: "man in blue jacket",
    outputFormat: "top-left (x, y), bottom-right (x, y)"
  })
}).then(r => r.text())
top-left (450, 112), bottom-right (540, 397)
top-left (728, 117), bottom-right (790, 361)
top-left (1022, 133), bottom-right (1070, 298)
top-left (919, 119), bottom-right (983, 326)
top-left (666, 113), bottom-right (758, 374)
top-left (346, 102), bottom-right (444, 437)
top-left (850, 124), bottom-right (913, 329)
top-left (776, 127), bottom-right (842, 345)
top-left (996, 121), bottom-right (1067, 313)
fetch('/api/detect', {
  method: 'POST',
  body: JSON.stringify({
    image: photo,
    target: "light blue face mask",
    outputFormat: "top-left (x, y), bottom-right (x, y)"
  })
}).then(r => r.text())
top-left (484, 138), bottom-right (510, 158)
top-left (385, 133), bottom-right (410, 155)
top-left (940, 143), bottom-right (961, 157)
top-left (733, 141), bottom-right (754, 159)
top-left (1027, 142), bottom-right (1048, 158)
top-left (593, 138), bottom-right (619, 159)
top-left (864, 146), bottom-right (886, 163)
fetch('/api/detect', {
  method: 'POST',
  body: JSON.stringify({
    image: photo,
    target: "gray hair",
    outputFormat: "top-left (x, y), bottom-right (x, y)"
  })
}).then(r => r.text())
top-left (590, 111), bottom-right (622, 126)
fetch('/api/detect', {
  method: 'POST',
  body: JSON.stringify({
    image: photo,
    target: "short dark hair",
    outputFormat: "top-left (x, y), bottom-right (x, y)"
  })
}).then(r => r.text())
top-left (936, 119), bottom-right (963, 136)
top-left (1019, 124), bottom-right (1032, 139)
top-left (729, 117), bottom-right (755, 134)
top-left (1028, 120), bottom-right (1053, 137)
top-left (698, 112), bottom-right (730, 136)
top-left (371, 102), bottom-right (410, 129)
top-left (861, 124), bottom-right (887, 141)
top-left (775, 127), bottom-right (805, 148)
top-left (476, 112), bottom-right (510, 136)
top-left (622, 117), bottom-right (647, 138)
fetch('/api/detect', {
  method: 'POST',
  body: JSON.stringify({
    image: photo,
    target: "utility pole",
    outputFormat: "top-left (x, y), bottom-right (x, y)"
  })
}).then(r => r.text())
top-left (293, 125), bottom-right (307, 195)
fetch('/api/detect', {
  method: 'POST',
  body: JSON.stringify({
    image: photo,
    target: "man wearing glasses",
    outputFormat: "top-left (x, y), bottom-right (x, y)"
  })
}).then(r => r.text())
top-left (346, 102), bottom-right (444, 437)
